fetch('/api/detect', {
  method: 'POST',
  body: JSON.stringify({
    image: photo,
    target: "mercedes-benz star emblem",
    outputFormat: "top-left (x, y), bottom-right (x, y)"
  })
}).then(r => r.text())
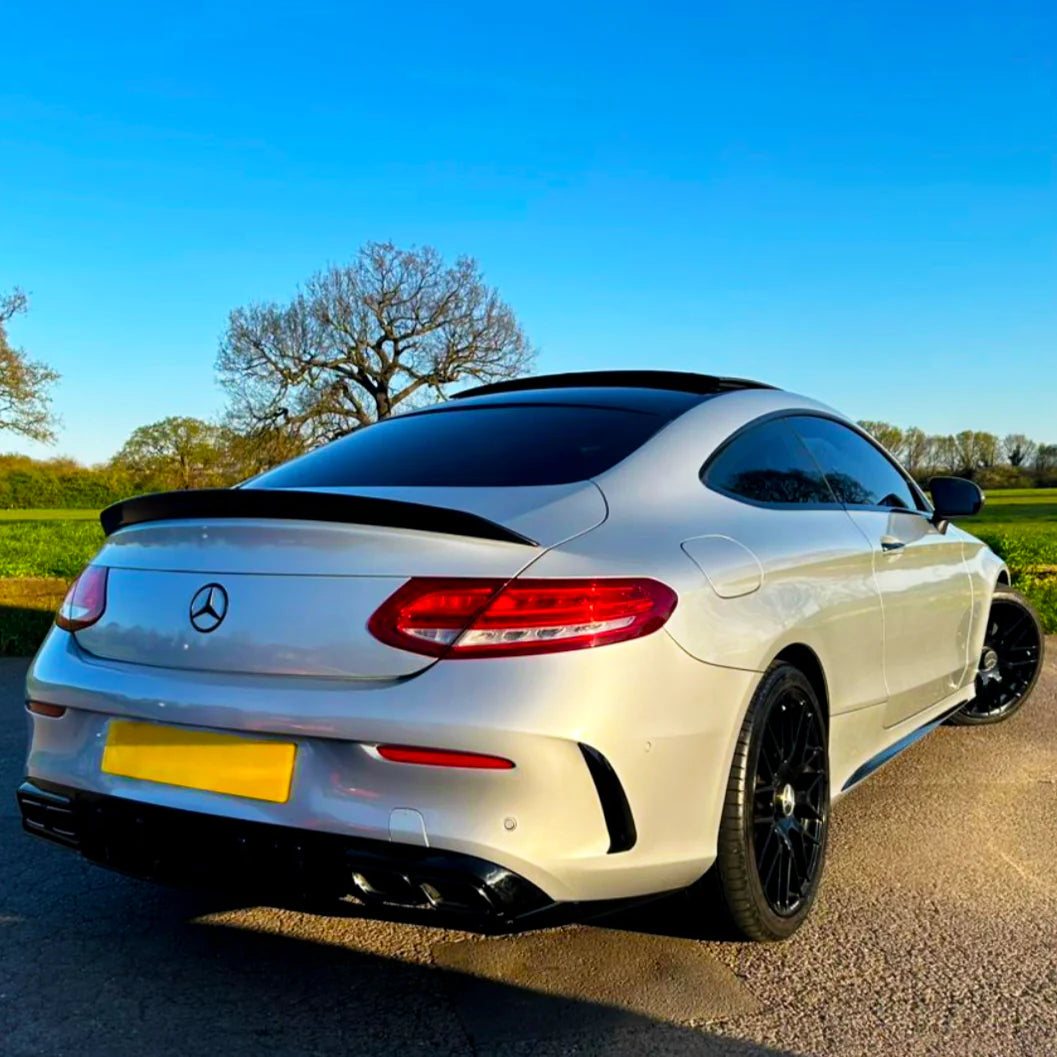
top-left (189, 583), bottom-right (229, 633)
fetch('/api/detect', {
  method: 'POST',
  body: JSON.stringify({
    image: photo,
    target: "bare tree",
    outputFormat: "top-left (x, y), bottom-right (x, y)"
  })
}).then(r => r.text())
top-left (0, 289), bottom-right (60, 442)
top-left (1035, 444), bottom-right (1057, 474)
top-left (217, 242), bottom-right (535, 448)
top-left (1002, 434), bottom-right (1038, 468)
top-left (902, 427), bottom-right (930, 474)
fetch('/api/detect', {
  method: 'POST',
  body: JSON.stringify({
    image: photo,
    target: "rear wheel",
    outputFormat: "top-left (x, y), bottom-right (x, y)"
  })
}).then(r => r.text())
top-left (703, 662), bottom-right (829, 941)
top-left (949, 585), bottom-right (1045, 726)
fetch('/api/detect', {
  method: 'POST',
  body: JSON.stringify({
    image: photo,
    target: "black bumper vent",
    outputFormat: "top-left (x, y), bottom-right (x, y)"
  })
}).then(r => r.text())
top-left (578, 745), bottom-right (637, 853)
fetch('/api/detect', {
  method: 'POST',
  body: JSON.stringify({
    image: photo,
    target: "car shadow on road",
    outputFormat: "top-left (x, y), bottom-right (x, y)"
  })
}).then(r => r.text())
top-left (0, 849), bottom-right (795, 1057)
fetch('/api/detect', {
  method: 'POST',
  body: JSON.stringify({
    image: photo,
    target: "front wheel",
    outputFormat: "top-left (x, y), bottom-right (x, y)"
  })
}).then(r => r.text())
top-left (949, 585), bottom-right (1045, 726)
top-left (704, 662), bottom-right (830, 941)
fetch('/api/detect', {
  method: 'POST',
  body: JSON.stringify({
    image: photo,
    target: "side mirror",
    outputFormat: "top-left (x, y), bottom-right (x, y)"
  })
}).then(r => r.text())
top-left (928, 476), bottom-right (985, 526)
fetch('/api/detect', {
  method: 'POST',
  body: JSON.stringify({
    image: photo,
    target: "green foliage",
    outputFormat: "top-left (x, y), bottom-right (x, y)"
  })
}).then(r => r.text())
top-left (974, 528), bottom-right (1057, 572)
top-left (112, 416), bottom-right (235, 491)
top-left (1017, 578), bottom-right (1057, 635)
top-left (972, 528), bottom-right (1057, 633)
top-left (974, 465), bottom-right (1035, 491)
top-left (0, 453), bottom-right (133, 509)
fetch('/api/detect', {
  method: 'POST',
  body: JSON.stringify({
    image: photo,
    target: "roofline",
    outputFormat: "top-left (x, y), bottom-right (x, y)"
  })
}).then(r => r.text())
top-left (453, 370), bottom-right (777, 400)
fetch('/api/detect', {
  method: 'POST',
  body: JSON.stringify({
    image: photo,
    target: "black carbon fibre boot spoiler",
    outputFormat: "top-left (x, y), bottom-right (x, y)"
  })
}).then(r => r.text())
top-left (99, 489), bottom-right (538, 546)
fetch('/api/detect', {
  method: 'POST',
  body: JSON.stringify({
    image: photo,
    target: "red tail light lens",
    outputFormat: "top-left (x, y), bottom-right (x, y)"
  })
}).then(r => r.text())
top-left (56, 565), bottom-right (108, 632)
top-left (368, 577), bottom-right (677, 658)
top-left (375, 745), bottom-right (515, 769)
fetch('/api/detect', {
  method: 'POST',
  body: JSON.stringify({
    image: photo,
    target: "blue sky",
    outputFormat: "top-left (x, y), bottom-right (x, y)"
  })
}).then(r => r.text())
top-left (1, 1), bottom-right (1054, 463)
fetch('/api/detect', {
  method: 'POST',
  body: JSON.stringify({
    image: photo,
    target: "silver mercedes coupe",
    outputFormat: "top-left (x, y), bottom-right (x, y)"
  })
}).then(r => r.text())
top-left (18, 371), bottom-right (1045, 940)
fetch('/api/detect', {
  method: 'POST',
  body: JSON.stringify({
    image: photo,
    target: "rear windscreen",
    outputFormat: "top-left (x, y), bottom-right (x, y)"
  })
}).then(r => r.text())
top-left (250, 404), bottom-right (675, 488)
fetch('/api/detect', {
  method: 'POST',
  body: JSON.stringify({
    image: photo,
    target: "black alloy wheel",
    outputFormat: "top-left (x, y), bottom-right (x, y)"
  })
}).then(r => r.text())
top-left (751, 685), bottom-right (828, 916)
top-left (950, 586), bottom-right (1045, 725)
top-left (707, 662), bottom-right (830, 941)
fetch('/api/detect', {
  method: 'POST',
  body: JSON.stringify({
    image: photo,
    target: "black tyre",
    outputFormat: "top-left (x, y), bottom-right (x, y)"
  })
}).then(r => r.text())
top-left (707, 662), bottom-right (829, 941)
top-left (949, 585), bottom-right (1045, 726)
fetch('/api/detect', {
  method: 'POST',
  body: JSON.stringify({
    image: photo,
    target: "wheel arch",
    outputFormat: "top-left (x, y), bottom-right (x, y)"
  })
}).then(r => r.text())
top-left (773, 643), bottom-right (829, 725)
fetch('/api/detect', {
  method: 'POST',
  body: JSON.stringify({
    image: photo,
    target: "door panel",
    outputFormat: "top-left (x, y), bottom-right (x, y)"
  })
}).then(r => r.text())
top-left (787, 415), bottom-right (975, 726)
top-left (846, 511), bottom-right (973, 726)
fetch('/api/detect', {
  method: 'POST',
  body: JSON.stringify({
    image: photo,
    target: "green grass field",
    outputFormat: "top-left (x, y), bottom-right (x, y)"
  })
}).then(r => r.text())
top-left (0, 519), bottom-right (105, 578)
top-left (0, 492), bottom-right (1054, 656)
top-left (963, 487), bottom-right (1057, 530)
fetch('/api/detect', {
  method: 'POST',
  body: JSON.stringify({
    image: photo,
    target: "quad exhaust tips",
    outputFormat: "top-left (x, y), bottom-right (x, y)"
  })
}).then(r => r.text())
top-left (350, 867), bottom-right (500, 914)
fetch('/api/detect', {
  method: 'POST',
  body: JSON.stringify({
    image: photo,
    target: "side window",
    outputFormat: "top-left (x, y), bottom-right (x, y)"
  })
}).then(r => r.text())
top-left (789, 416), bottom-right (922, 510)
top-left (703, 418), bottom-right (837, 505)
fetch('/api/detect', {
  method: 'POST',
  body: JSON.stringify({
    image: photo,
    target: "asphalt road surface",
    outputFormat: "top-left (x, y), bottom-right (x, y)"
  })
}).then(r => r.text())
top-left (3, 647), bottom-right (1055, 1057)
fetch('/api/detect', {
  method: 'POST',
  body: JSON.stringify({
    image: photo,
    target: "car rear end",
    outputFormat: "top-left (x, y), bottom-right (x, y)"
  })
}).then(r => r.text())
top-left (18, 386), bottom-right (754, 921)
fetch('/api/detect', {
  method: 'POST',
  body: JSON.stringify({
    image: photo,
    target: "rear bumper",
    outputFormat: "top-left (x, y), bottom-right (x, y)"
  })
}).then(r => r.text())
top-left (17, 779), bottom-right (554, 924)
top-left (24, 627), bottom-right (760, 902)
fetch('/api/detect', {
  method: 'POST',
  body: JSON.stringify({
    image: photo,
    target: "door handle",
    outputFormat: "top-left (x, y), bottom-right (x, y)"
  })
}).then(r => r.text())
top-left (880, 536), bottom-right (906, 552)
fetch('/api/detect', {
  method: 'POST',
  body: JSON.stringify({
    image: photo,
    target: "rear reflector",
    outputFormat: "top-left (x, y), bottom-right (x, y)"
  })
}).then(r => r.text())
top-left (56, 565), bottom-right (108, 632)
top-left (368, 577), bottom-right (677, 658)
top-left (375, 745), bottom-right (515, 769)
top-left (27, 701), bottom-right (66, 718)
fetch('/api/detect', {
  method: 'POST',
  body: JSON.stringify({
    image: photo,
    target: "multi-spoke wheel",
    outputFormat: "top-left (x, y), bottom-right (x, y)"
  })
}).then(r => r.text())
top-left (705, 661), bottom-right (829, 941)
top-left (950, 586), bottom-right (1045, 726)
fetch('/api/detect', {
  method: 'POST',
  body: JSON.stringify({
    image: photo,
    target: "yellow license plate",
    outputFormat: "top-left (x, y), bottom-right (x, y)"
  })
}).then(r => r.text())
top-left (102, 720), bottom-right (296, 803)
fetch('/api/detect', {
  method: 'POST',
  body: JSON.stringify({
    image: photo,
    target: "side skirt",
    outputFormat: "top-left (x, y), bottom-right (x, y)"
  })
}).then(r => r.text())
top-left (840, 698), bottom-right (970, 792)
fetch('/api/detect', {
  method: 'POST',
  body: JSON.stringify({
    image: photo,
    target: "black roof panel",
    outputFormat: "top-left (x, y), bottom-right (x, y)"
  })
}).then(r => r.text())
top-left (454, 369), bottom-right (775, 400)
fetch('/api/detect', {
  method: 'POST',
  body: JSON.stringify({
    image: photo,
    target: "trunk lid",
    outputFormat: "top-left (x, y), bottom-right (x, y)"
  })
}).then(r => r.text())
top-left (75, 484), bottom-right (605, 679)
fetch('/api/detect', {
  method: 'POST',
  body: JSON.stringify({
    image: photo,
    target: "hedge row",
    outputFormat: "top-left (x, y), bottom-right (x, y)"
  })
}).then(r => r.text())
top-left (0, 468), bottom-right (138, 509)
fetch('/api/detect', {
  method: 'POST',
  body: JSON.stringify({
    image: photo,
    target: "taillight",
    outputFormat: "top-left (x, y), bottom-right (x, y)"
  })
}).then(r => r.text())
top-left (55, 565), bottom-right (108, 632)
top-left (368, 577), bottom-right (677, 658)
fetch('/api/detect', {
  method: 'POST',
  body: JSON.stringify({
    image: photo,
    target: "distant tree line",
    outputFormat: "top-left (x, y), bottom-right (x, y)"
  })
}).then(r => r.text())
top-left (2, 415), bottom-right (1053, 510)
top-left (857, 422), bottom-right (1057, 489)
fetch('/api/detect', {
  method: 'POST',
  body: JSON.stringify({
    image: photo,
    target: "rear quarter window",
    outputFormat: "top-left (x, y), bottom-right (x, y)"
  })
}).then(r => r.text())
top-left (703, 417), bottom-right (837, 505)
top-left (251, 405), bottom-right (675, 488)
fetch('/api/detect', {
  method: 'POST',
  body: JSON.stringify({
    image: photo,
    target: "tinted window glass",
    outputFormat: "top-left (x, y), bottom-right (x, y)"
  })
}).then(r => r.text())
top-left (790, 416), bottom-right (921, 510)
top-left (704, 418), bottom-right (836, 504)
top-left (251, 405), bottom-right (672, 488)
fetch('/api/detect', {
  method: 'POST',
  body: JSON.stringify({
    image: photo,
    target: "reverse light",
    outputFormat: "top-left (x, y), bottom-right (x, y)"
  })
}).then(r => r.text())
top-left (55, 565), bottom-right (108, 632)
top-left (368, 577), bottom-right (677, 659)
top-left (375, 745), bottom-right (515, 769)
